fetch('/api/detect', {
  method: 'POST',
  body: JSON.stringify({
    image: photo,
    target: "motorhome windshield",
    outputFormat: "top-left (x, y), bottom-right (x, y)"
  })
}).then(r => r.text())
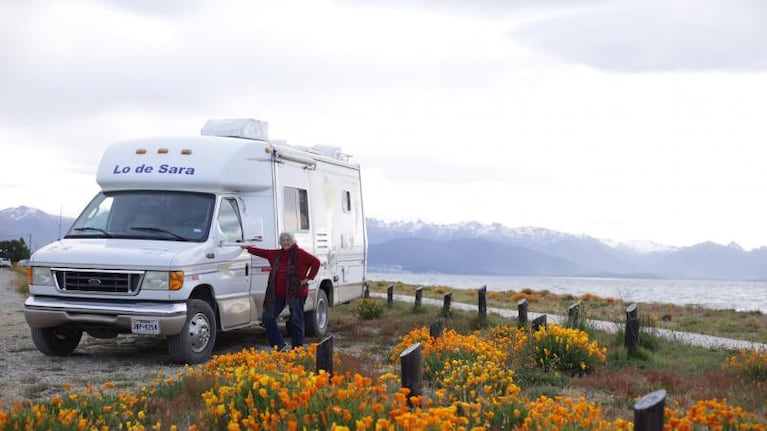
top-left (66, 191), bottom-right (215, 242)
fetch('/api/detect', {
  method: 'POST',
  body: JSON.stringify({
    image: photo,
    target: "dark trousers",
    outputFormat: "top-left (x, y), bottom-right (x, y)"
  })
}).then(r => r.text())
top-left (262, 296), bottom-right (306, 349)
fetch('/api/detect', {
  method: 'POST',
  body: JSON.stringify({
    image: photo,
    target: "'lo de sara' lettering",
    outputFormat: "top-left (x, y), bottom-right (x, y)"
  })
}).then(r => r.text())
top-left (112, 164), bottom-right (196, 175)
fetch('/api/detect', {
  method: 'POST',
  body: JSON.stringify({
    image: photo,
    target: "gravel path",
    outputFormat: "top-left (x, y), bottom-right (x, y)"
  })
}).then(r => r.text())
top-left (0, 269), bottom-right (271, 407)
top-left (375, 293), bottom-right (767, 350)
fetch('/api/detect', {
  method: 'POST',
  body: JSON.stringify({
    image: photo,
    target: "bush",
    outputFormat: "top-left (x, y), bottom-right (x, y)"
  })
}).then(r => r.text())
top-left (532, 324), bottom-right (607, 376)
top-left (353, 298), bottom-right (385, 320)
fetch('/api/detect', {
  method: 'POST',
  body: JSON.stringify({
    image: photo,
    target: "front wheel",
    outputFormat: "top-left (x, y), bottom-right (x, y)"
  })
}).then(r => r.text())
top-left (31, 327), bottom-right (83, 356)
top-left (305, 289), bottom-right (329, 337)
top-left (168, 299), bottom-right (216, 364)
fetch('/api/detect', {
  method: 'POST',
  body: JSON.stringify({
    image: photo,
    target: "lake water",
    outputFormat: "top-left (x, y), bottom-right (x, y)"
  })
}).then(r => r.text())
top-left (367, 272), bottom-right (767, 313)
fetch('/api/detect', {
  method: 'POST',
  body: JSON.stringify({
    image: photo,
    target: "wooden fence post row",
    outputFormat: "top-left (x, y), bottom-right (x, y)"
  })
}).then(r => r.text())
top-left (400, 342), bottom-right (424, 401)
top-left (634, 389), bottom-right (666, 431)
top-left (316, 335), bottom-right (334, 376)
top-left (625, 303), bottom-right (639, 354)
top-left (517, 298), bottom-right (528, 327)
top-left (415, 287), bottom-right (423, 309)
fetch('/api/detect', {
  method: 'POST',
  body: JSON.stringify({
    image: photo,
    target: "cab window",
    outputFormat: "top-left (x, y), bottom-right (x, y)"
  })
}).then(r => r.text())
top-left (218, 198), bottom-right (243, 241)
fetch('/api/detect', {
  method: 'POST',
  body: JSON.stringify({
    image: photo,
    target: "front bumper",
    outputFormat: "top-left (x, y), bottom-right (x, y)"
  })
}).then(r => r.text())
top-left (24, 296), bottom-right (188, 335)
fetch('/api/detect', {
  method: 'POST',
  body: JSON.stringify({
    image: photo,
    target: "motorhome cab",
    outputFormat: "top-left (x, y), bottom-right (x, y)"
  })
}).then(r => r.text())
top-left (24, 118), bottom-right (367, 363)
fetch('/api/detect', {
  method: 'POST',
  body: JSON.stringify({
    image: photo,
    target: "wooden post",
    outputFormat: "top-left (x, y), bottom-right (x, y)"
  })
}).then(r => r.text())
top-left (625, 303), bottom-right (639, 355)
top-left (316, 336), bottom-right (334, 377)
top-left (517, 298), bottom-right (528, 327)
top-left (442, 292), bottom-right (452, 317)
top-left (567, 301), bottom-right (581, 327)
top-left (532, 314), bottom-right (547, 332)
top-left (429, 318), bottom-right (444, 338)
top-left (415, 287), bottom-right (423, 309)
top-left (400, 343), bottom-right (423, 400)
top-left (363, 283), bottom-right (370, 298)
top-left (387, 284), bottom-right (394, 306)
top-left (634, 389), bottom-right (666, 431)
top-left (478, 285), bottom-right (487, 324)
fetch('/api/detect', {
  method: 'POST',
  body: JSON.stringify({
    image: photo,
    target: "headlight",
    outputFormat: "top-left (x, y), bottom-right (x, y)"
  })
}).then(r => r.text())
top-left (142, 271), bottom-right (184, 291)
top-left (30, 267), bottom-right (55, 286)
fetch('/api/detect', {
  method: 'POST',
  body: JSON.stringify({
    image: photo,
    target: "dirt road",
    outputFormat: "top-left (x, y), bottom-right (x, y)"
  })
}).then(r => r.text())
top-left (0, 269), bottom-right (271, 406)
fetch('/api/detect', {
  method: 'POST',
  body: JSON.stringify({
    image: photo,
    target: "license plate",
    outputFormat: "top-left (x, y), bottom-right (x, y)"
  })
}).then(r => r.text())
top-left (131, 319), bottom-right (160, 335)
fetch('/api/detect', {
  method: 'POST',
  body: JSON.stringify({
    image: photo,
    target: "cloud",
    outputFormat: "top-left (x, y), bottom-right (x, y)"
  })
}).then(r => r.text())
top-left (0, 0), bottom-right (517, 128)
top-left (509, 0), bottom-right (767, 72)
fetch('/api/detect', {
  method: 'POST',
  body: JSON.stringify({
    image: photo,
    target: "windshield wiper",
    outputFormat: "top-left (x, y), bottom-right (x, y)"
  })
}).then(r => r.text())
top-left (130, 226), bottom-right (190, 241)
top-left (70, 227), bottom-right (113, 238)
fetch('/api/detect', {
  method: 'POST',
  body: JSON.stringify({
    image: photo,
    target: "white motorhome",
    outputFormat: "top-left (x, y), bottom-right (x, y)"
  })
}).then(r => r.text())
top-left (24, 118), bottom-right (367, 363)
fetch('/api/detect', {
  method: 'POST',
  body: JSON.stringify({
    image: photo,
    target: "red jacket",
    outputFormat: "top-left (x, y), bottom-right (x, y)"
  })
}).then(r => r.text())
top-left (246, 245), bottom-right (320, 299)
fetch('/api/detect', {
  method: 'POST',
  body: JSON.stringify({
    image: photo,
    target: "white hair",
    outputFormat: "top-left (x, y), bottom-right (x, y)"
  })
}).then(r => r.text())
top-left (279, 231), bottom-right (296, 244)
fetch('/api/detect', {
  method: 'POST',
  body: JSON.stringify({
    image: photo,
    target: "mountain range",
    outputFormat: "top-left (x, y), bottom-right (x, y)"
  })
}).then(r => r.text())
top-left (366, 219), bottom-right (767, 281)
top-left (2, 206), bottom-right (765, 281)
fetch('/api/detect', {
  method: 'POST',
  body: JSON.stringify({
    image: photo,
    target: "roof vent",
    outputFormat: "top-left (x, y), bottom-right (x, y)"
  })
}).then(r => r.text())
top-left (201, 118), bottom-right (269, 141)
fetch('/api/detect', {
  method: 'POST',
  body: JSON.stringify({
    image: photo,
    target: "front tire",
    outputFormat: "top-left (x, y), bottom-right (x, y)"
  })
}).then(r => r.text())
top-left (168, 299), bottom-right (216, 364)
top-left (305, 289), bottom-right (329, 337)
top-left (31, 327), bottom-right (83, 356)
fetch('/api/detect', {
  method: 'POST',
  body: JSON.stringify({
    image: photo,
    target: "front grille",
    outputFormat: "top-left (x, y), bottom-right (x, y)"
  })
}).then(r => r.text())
top-left (54, 270), bottom-right (143, 294)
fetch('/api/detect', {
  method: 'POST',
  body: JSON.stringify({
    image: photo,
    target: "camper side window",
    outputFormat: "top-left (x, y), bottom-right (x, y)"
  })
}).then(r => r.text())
top-left (284, 187), bottom-right (310, 231)
top-left (342, 190), bottom-right (351, 213)
top-left (217, 198), bottom-right (243, 241)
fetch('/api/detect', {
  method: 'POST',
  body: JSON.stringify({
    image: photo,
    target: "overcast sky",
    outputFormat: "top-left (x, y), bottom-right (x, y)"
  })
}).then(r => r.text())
top-left (2, 0), bottom-right (767, 249)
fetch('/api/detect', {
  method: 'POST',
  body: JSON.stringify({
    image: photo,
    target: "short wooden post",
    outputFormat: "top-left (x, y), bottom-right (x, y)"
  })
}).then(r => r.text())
top-left (387, 285), bottom-right (394, 306)
top-left (532, 314), bottom-right (547, 332)
top-left (625, 303), bottom-right (639, 355)
top-left (634, 389), bottom-right (666, 431)
top-left (442, 292), bottom-right (452, 317)
top-left (567, 301), bottom-right (581, 327)
top-left (415, 287), bottom-right (423, 309)
top-left (517, 298), bottom-right (528, 327)
top-left (363, 283), bottom-right (370, 298)
top-left (429, 318), bottom-right (444, 338)
top-left (316, 336), bottom-right (334, 377)
top-left (400, 343), bottom-right (423, 400)
top-left (478, 285), bottom-right (487, 324)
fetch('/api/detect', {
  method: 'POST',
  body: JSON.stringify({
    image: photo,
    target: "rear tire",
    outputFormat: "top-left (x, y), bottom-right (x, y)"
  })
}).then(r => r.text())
top-left (168, 299), bottom-right (216, 364)
top-left (305, 289), bottom-right (329, 337)
top-left (31, 327), bottom-right (83, 356)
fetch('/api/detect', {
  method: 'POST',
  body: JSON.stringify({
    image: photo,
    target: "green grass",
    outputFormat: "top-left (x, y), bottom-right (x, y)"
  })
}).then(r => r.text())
top-left (340, 281), bottom-right (767, 421)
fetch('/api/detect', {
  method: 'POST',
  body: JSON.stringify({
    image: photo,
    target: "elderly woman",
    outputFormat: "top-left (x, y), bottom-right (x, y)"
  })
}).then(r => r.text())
top-left (245, 232), bottom-right (320, 350)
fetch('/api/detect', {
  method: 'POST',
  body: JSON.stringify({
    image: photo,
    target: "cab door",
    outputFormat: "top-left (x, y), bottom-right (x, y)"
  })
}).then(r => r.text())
top-left (213, 196), bottom-right (252, 330)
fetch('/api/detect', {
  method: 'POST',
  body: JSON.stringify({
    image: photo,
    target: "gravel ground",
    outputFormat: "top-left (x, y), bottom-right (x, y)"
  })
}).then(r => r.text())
top-left (0, 269), bottom-right (272, 407)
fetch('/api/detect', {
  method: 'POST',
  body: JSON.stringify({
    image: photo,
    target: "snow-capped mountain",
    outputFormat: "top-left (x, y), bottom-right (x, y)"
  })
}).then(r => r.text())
top-left (367, 218), bottom-right (767, 280)
top-left (0, 206), bottom-right (75, 251)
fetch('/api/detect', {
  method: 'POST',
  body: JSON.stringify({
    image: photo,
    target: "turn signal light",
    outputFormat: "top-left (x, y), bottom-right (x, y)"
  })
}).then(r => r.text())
top-left (169, 271), bottom-right (184, 291)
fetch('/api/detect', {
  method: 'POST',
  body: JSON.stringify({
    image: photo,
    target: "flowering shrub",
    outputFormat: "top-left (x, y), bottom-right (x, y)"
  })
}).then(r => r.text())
top-left (726, 348), bottom-right (767, 382)
top-left (353, 298), bottom-right (385, 320)
top-left (532, 323), bottom-right (607, 375)
top-left (520, 395), bottom-right (632, 430)
top-left (666, 398), bottom-right (766, 431)
top-left (2, 324), bottom-right (767, 431)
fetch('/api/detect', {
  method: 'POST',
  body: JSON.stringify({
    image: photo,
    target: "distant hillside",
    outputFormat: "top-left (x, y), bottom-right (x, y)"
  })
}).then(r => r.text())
top-left (0, 206), bottom-right (75, 251)
top-left (368, 218), bottom-right (767, 281)
top-left (369, 237), bottom-right (591, 276)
